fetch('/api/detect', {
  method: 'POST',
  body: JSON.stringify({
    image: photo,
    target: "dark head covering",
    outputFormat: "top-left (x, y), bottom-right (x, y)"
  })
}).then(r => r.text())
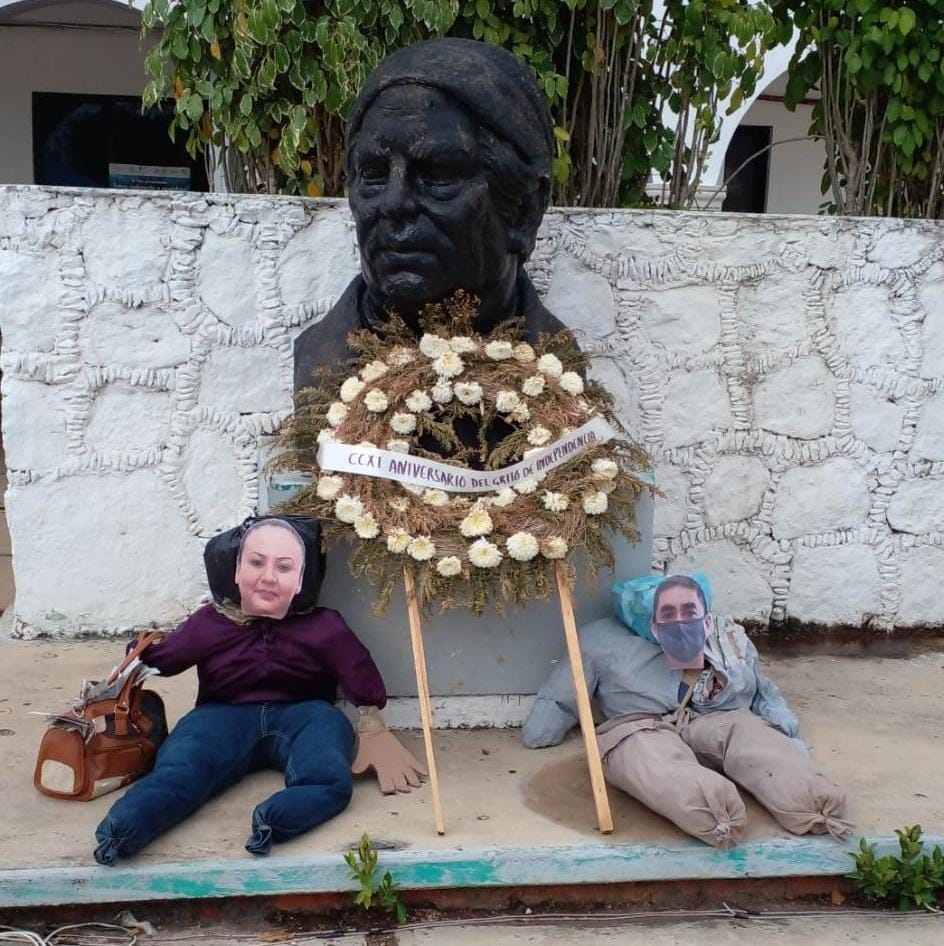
top-left (346, 38), bottom-right (554, 179)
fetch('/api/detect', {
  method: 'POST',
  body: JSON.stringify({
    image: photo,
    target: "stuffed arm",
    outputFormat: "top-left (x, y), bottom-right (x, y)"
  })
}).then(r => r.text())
top-left (747, 640), bottom-right (800, 738)
top-left (521, 639), bottom-right (599, 749)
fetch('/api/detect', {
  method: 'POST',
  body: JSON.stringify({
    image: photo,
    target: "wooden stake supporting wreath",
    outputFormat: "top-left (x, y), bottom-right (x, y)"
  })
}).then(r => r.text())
top-left (555, 562), bottom-right (614, 834)
top-left (276, 293), bottom-right (649, 837)
top-left (403, 567), bottom-right (446, 836)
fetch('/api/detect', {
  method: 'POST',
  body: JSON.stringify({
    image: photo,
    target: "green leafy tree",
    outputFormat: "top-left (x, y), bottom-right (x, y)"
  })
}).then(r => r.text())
top-left (772, 0), bottom-right (944, 217)
top-left (140, 0), bottom-right (460, 195)
top-left (139, 0), bottom-right (786, 207)
top-left (452, 0), bottom-right (786, 207)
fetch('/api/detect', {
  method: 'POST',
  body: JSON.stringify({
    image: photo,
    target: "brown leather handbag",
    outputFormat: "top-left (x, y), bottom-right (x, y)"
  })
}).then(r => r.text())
top-left (34, 631), bottom-right (169, 801)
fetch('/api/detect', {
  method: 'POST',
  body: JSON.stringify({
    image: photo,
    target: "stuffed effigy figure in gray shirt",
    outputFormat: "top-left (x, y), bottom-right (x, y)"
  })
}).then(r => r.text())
top-left (523, 574), bottom-right (852, 848)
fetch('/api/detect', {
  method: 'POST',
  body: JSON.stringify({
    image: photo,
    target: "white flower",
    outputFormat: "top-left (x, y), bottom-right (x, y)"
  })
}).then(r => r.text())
top-left (431, 381), bottom-right (454, 404)
top-left (326, 401), bottom-right (348, 427)
top-left (360, 360), bottom-right (389, 383)
top-left (316, 428), bottom-right (337, 444)
top-left (419, 334), bottom-right (451, 358)
top-left (468, 538), bottom-right (502, 569)
top-left (537, 353), bottom-right (564, 378)
top-left (363, 389), bottom-right (389, 413)
top-left (316, 475), bottom-right (344, 500)
top-left (495, 390), bottom-right (521, 413)
top-left (449, 336), bottom-right (478, 354)
top-left (433, 351), bottom-right (464, 378)
top-left (353, 513), bottom-right (380, 539)
top-left (521, 374), bottom-right (545, 397)
top-left (527, 426), bottom-right (552, 446)
top-left (582, 491), bottom-right (609, 515)
top-left (541, 536), bottom-right (569, 559)
top-left (592, 458), bottom-right (620, 480)
top-left (542, 491), bottom-right (569, 512)
top-left (436, 556), bottom-right (463, 577)
top-left (513, 343), bottom-right (536, 363)
top-left (515, 477), bottom-right (539, 495)
top-left (407, 535), bottom-right (436, 561)
top-left (510, 403), bottom-right (531, 423)
top-left (454, 381), bottom-right (483, 406)
top-left (405, 389), bottom-right (433, 413)
top-left (386, 528), bottom-right (411, 553)
top-left (485, 340), bottom-right (514, 360)
top-left (385, 347), bottom-right (414, 367)
top-left (389, 497), bottom-right (410, 513)
top-left (390, 412), bottom-right (417, 435)
top-left (422, 489), bottom-right (449, 508)
top-left (492, 487), bottom-right (517, 508)
top-left (507, 531), bottom-right (540, 562)
top-left (460, 506), bottom-right (494, 537)
top-left (559, 371), bottom-right (584, 395)
top-left (386, 439), bottom-right (411, 454)
top-left (339, 377), bottom-right (366, 403)
top-left (334, 494), bottom-right (363, 524)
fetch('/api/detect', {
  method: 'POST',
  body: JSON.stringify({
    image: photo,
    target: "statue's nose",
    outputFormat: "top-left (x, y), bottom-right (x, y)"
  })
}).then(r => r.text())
top-left (378, 163), bottom-right (417, 220)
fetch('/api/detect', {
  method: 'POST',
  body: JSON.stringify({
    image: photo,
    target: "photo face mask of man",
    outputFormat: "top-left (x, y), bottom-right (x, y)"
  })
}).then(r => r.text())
top-left (651, 578), bottom-right (707, 670)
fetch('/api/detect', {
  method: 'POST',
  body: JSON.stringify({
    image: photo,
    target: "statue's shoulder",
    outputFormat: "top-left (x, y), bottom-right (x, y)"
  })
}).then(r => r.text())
top-left (518, 272), bottom-right (573, 342)
top-left (293, 277), bottom-right (362, 393)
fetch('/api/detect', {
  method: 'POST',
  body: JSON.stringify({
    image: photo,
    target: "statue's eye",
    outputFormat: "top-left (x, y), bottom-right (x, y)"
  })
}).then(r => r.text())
top-left (418, 164), bottom-right (461, 191)
top-left (359, 162), bottom-right (388, 186)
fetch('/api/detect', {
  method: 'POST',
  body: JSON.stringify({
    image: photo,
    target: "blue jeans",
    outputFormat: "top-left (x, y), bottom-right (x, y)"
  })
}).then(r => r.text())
top-left (93, 700), bottom-right (354, 864)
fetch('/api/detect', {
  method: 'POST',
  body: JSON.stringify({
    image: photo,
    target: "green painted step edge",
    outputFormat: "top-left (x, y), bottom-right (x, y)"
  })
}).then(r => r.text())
top-left (3, 835), bottom-right (940, 908)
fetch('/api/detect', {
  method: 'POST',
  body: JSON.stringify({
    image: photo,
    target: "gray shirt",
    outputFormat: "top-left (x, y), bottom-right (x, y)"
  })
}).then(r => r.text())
top-left (521, 614), bottom-right (799, 748)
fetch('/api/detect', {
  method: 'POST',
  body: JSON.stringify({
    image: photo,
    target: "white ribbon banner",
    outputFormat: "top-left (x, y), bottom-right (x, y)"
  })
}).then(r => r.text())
top-left (316, 416), bottom-right (618, 493)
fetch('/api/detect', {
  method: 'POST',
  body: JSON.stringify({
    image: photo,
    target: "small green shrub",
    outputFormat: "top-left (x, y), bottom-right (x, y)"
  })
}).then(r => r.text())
top-left (344, 832), bottom-right (407, 925)
top-left (848, 825), bottom-right (944, 911)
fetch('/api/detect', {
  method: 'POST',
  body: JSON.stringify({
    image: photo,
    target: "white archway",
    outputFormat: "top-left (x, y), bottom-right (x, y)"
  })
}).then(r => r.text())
top-left (701, 40), bottom-right (798, 190)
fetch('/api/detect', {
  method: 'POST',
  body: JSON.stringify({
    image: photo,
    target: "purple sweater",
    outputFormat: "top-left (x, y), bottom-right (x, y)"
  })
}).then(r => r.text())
top-left (140, 604), bottom-right (386, 708)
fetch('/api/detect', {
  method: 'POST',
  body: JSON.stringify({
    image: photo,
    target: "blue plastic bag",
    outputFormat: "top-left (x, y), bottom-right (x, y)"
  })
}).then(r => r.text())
top-left (612, 573), bottom-right (712, 643)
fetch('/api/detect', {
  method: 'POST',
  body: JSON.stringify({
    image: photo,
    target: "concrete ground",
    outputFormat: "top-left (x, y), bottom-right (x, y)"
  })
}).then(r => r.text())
top-left (139, 913), bottom-right (944, 945)
top-left (6, 911), bottom-right (944, 945)
top-left (0, 639), bottom-right (944, 946)
top-left (4, 639), bottom-right (943, 867)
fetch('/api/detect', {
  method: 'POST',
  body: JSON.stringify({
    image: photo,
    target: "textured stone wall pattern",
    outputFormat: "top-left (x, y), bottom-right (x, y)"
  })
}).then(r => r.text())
top-left (1, 187), bottom-right (942, 635)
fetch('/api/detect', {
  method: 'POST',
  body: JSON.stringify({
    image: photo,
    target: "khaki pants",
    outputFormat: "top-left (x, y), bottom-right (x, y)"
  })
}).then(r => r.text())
top-left (597, 708), bottom-right (851, 848)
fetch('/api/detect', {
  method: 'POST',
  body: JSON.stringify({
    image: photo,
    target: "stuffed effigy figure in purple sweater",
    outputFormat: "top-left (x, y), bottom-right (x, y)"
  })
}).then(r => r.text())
top-left (93, 517), bottom-right (424, 865)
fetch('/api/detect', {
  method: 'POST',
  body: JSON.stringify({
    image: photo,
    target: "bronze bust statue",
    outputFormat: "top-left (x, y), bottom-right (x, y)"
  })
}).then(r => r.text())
top-left (293, 37), bottom-right (567, 392)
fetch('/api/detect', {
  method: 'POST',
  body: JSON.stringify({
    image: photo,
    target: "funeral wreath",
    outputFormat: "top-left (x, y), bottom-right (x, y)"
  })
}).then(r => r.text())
top-left (275, 293), bottom-right (649, 614)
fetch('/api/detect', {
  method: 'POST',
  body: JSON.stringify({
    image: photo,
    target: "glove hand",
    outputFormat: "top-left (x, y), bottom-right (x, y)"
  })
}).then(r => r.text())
top-left (352, 707), bottom-right (428, 794)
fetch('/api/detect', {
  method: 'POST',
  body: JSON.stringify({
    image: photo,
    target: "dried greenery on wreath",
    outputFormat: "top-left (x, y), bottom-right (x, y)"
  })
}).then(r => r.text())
top-left (274, 292), bottom-right (650, 615)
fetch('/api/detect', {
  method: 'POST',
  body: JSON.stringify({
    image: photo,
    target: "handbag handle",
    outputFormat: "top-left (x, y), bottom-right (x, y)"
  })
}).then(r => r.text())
top-left (106, 630), bottom-right (164, 686)
top-left (110, 630), bottom-right (165, 736)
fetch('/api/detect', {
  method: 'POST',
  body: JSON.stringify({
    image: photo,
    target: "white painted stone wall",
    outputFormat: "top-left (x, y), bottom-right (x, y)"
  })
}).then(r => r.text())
top-left (2, 187), bottom-right (943, 635)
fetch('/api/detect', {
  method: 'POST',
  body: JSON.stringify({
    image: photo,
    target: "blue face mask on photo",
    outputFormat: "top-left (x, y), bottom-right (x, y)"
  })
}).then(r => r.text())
top-left (655, 617), bottom-right (706, 667)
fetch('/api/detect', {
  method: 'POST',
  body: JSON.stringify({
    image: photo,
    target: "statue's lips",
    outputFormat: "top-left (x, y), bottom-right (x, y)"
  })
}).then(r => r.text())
top-left (376, 247), bottom-right (439, 269)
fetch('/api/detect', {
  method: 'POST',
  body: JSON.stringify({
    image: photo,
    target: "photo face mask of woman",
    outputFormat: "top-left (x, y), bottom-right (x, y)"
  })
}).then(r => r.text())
top-left (234, 524), bottom-right (304, 620)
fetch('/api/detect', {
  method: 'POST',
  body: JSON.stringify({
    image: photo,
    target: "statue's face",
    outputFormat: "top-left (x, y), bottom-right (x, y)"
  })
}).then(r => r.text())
top-left (348, 85), bottom-right (517, 316)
